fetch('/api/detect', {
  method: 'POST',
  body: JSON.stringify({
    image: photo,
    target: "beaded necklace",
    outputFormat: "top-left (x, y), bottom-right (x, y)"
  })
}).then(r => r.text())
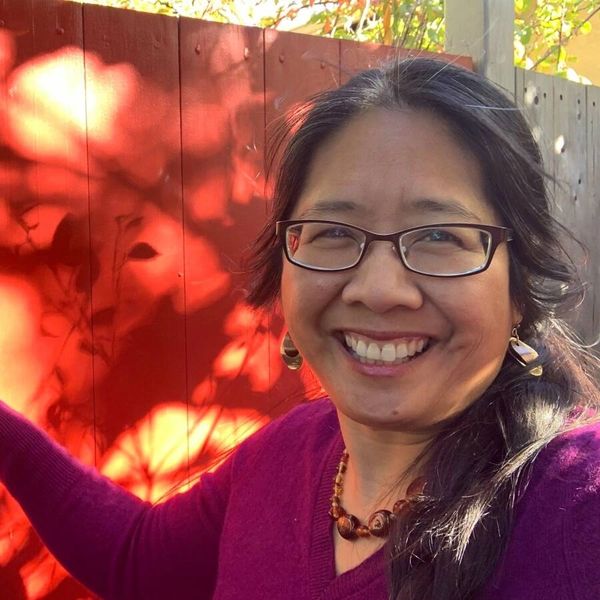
top-left (329, 449), bottom-right (427, 540)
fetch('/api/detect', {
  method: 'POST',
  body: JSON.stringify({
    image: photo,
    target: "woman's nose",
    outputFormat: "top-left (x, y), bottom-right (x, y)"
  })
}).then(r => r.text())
top-left (340, 241), bottom-right (424, 313)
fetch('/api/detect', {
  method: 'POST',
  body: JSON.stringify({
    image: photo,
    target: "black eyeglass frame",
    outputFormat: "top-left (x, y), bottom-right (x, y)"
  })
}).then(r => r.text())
top-left (275, 219), bottom-right (514, 278)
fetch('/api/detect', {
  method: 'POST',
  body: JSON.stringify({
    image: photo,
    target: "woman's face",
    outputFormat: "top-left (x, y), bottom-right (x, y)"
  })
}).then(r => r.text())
top-left (280, 108), bottom-right (520, 432)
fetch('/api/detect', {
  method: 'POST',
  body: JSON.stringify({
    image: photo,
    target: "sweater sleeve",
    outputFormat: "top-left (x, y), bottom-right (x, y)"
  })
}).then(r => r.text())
top-left (0, 399), bottom-right (231, 600)
top-left (562, 425), bottom-right (600, 600)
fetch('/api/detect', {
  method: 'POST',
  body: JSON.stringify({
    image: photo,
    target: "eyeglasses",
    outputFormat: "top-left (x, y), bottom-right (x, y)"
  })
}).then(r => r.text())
top-left (275, 220), bottom-right (513, 278)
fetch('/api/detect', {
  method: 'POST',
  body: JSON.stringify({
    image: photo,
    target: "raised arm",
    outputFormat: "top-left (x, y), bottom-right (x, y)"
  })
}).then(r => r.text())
top-left (0, 400), bottom-right (229, 599)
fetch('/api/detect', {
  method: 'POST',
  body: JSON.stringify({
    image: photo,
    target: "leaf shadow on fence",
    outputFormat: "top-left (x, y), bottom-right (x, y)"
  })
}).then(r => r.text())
top-left (0, 14), bottom-right (325, 598)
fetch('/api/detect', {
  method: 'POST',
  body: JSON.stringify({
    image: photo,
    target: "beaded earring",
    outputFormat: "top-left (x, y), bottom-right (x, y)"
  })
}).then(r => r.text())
top-left (280, 332), bottom-right (303, 370)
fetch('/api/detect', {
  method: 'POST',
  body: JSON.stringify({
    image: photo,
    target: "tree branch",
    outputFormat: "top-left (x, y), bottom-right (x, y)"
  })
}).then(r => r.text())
top-left (356, 0), bottom-right (372, 38)
top-left (400, 3), bottom-right (418, 47)
top-left (556, 5), bottom-right (565, 70)
top-left (530, 5), bottom-right (600, 70)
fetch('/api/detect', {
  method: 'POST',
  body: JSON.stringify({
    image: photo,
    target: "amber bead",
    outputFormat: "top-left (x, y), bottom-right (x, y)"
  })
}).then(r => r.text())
top-left (406, 476), bottom-right (427, 497)
top-left (329, 504), bottom-right (346, 519)
top-left (356, 525), bottom-right (370, 538)
top-left (336, 514), bottom-right (359, 540)
top-left (367, 510), bottom-right (392, 537)
top-left (392, 499), bottom-right (410, 516)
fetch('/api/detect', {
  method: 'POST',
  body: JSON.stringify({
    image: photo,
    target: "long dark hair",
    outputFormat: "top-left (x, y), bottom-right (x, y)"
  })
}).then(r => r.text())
top-left (244, 57), bottom-right (600, 599)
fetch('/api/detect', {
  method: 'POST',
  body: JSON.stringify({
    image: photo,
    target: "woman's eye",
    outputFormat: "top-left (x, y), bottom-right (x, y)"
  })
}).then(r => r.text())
top-left (308, 227), bottom-right (355, 242)
top-left (319, 227), bottom-right (352, 238)
top-left (423, 229), bottom-right (457, 243)
top-left (302, 226), bottom-right (359, 247)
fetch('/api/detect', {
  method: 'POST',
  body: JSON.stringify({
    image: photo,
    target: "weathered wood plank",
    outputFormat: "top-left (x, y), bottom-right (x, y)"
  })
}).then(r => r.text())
top-left (0, 1), bottom-right (96, 597)
top-left (82, 4), bottom-right (188, 491)
top-left (553, 77), bottom-right (592, 340)
top-left (264, 29), bottom-right (340, 131)
top-left (553, 78), bottom-right (587, 217)
top-left (586, 85), bottom-right (600, 345)
top-left (516, 68), bottom-right (556, 187)
top-left (179, 18), bottom-right (279, 425)
top-left (445, 0), bottom-right (514, 94)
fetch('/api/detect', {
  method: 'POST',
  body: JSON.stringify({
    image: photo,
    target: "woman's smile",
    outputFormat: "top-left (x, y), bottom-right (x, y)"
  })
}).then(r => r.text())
top-left (334, 329), bottom-right (432, 374)
top-left (342, 332), bottom-right (430, 365)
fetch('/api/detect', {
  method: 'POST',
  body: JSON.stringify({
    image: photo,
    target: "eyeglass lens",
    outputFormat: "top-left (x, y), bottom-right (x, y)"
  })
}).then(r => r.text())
top-left (285, 222), bottom-right (492, 275)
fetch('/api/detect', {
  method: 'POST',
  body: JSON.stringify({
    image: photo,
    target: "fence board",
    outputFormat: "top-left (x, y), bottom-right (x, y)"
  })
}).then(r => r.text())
top-left (179, 19), bottom-right (280, 434)
top-left (553, 77), bottom-right (593, 340)
top-left (587, 86), bottom-right (600, 344)
top-left (264, 29), bottom-right (340, 129)
top-left (516, 68), bottom-right (556, 183)
top-left (0, 0), bottom-right (34, 61)
top-left (445, 0), bottom-right (513, 93)
top-left (0, 1), bottom-right (95, 598)
top-left (81, 4), bottom-right (189, 498)
top-left (553, 78), bottom-right (587, 217)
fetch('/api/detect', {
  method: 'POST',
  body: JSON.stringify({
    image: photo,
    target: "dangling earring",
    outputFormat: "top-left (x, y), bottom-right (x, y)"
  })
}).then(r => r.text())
top-left (507, 327), bottom-right (542, 376)
top-left (280, 332), bottom-right (303, 370)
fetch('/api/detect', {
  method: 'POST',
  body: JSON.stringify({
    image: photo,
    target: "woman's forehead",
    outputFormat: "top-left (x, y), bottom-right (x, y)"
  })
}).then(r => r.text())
top-left (292, 108), bottom-right (498, 226)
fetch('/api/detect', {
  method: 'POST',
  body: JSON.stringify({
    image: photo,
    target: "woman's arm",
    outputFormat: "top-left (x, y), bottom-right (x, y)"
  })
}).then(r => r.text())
top-left (0, 400), bottom-right (229, 599)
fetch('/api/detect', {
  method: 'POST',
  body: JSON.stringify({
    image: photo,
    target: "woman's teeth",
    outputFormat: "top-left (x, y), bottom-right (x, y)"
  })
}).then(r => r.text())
top-left (343, 333), bottom-right (428, 365)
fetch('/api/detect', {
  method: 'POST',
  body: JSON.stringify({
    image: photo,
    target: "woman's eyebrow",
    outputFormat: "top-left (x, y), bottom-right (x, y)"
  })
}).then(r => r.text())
top-left (408, 198), bottom-right (483, 221)
top-left (297, 197), bottom-right (483, 222)
top-left (297, 199), bottom-right (360, 218)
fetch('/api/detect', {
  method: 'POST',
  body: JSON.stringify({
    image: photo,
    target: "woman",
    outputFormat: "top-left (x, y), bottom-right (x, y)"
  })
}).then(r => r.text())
top-left (1, 57), bottom-right (599, 600)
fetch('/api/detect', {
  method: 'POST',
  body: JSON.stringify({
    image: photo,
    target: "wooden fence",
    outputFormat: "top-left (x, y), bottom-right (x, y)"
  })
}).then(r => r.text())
top-left (516, 68), bottom-right (600, 343)
top-left (0, 2), bottom-right (471, 598)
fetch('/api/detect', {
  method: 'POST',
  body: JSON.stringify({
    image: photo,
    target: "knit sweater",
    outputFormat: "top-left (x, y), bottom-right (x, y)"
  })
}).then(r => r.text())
top-left (0, 398), bottom-right (599, 600)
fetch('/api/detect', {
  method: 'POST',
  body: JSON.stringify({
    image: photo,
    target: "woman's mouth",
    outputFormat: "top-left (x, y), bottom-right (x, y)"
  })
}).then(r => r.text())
top-left (339, 332), bottom-right (431, 367)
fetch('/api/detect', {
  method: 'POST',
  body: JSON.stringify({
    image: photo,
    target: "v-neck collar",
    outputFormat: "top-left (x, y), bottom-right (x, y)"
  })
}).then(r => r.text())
top-left (308, 424), bottom-right (386, 599)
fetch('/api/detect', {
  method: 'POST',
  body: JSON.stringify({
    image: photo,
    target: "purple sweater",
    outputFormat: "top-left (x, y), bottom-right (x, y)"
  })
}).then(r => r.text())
top-left (0, 398), bottom-right (599, 599)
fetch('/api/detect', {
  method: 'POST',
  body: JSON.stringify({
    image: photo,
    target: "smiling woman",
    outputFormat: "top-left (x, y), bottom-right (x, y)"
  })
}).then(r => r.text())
top-left (278, 108), bottom-right (518, 433)
top-left (245, 57), bottom-right (600, 598)
top-left (1, 57), bottom-right (600, 600)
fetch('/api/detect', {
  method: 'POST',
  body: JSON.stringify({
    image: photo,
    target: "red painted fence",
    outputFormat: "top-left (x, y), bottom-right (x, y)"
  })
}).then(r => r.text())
top-left (0, 2), bottom-right (471, 597)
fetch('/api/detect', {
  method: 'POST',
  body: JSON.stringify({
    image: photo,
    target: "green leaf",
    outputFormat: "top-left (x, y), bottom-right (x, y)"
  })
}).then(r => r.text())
top-left (580, 20), bottom-right (592, 35)
top-left (521, 25), bottom-right (532, 45)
